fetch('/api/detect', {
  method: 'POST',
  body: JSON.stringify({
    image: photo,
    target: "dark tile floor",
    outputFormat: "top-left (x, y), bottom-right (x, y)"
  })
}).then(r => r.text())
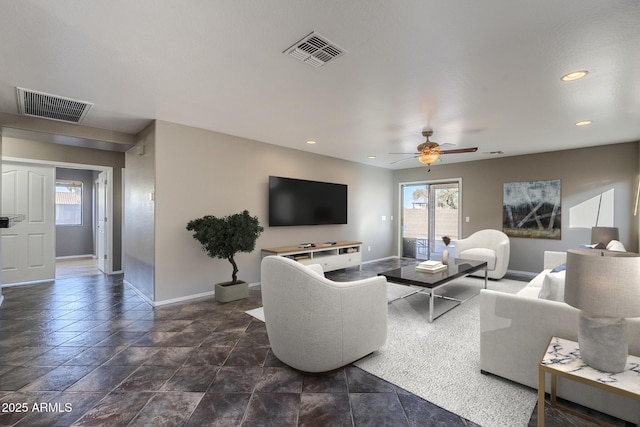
top-left (0, 259), bottom-right (628, 426)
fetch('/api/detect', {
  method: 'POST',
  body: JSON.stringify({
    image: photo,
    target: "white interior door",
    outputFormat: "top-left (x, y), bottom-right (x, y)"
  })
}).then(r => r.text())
top-left (96, 172), bottom-right (106, 272)
top-left (1, 161), bottom-right (55, 284)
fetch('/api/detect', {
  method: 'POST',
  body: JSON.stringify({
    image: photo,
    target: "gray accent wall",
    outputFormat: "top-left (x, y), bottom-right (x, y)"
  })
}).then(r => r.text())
top-left (393, 142), bottom-right (639, 273)
top-left (55, 168), bottom-right (95, 257)
top-left (124, 120), bottom-right (394, 303)
top-left (124, 124), bottom-right (156, 301)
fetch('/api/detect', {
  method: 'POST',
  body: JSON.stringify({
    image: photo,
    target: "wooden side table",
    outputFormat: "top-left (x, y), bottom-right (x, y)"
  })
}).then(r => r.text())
top-left (538, 336), bottom-right (640, 427)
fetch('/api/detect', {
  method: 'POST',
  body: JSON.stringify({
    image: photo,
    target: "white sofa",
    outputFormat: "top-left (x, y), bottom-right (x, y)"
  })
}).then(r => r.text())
top-left (455, 229), bottom-right (510, 279)
top-left (480, 251), bottom-right (640, 424)
top-left (260, 255), bottom-right (388, 373)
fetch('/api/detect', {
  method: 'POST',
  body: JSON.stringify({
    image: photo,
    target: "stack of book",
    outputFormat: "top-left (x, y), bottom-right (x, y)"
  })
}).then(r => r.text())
top-left (415, 260), bottom-right (447, 273)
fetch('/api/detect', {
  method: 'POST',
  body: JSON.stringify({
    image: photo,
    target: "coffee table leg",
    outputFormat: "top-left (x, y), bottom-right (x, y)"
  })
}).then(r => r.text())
top-left (429, 291), bottom-right (434, 323)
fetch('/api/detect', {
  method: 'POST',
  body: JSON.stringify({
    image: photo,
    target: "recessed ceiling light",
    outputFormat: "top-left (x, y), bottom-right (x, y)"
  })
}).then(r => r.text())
top-left (367, 155), bottom-right (376, 159)
top-left (306, 140), bottom-right (316, 145)
top-left (575, 120), bottom-right (592, 126)
top-left (561, 70), bottom-right (588, 82)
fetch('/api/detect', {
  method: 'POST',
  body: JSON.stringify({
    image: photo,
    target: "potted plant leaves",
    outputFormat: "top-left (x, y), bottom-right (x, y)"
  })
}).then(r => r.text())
top-left (186, 210), bottom-right (264, 303)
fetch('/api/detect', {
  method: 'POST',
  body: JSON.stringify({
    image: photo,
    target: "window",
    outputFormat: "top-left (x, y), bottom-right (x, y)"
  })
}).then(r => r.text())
top-left (55, 180), bottom-right (83, 225)
top-left (400, 180), bottom-right (460, 260)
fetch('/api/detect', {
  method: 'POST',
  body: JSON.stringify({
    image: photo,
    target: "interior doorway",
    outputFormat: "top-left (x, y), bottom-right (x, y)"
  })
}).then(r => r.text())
top-left (399, 179), bottom-right (462, 260)
top-left (2, 157), bottom-right (114, 285)
top-left (53, 167), bottom-right (105, 279)
top-left (55, 258), bottom-right (100, 279)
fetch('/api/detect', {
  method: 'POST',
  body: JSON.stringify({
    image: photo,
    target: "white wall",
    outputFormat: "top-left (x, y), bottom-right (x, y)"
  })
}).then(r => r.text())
top-left (151, 120), bottom-right (394, 303)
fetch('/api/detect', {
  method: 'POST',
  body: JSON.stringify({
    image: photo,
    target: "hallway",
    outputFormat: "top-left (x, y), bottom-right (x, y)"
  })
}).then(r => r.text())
top-left (56, 258), bottom-right (101, 280)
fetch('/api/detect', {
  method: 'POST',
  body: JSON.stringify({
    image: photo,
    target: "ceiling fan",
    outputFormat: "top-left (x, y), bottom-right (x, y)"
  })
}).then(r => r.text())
top-left (390, 129), bottom-right (478, 171)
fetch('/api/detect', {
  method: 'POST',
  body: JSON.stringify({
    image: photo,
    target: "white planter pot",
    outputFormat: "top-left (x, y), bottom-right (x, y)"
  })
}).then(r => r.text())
top-left (215, 280), bottom-right (249, 303)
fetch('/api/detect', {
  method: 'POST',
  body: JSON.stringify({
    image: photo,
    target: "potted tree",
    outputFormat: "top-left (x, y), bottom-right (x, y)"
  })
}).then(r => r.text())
top-left (186, 210), bottom-right (264, 303)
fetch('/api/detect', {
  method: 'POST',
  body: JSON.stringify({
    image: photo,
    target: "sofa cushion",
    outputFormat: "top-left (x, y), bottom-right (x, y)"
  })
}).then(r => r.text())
top-left (538, 271), bottom-right (566, 302)
top-left (458, 248), bottom-right (496, 270)
top-left (518, 286), bottom-right (544, 299)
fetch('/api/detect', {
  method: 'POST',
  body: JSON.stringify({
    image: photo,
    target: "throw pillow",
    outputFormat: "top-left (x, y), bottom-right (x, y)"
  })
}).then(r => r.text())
top-left (538, 271), bottom-right (566, 302)
top-left (579, 243), bottom-right (606, 249)
top-left (606, 240), bottom-right (626, 252)
top-left (550, 263), bottom-right (566, 273)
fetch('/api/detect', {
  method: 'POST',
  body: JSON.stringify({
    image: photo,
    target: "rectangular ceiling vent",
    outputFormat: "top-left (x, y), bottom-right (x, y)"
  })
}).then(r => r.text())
top-left (284, 32), bottom-right (346, 68)
top-left (16, 87), bottom-right (93, 124)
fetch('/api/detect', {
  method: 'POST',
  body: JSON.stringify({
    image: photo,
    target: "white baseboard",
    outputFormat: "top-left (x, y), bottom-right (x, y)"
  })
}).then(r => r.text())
top-left (123, 280), bottom-right (154, 306)
top-left (1, 279), bottom-right (52, 288)
top-left (152, 290), bottom-right (217, 307)
top-left (125, 280), bottom-right (261, 307)
top-left (362, 255), bottom-right (398, 264)
top-left (56, 255), bottom-right (96, 260)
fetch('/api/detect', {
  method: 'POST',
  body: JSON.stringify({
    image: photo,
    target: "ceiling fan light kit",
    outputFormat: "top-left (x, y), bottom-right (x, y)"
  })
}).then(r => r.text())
top-left (390, 128), bottom-right (478, 171)
top-left (418, 152), bottom-right (440, 165)
top-left (417, 130), bottom-right (441, 165)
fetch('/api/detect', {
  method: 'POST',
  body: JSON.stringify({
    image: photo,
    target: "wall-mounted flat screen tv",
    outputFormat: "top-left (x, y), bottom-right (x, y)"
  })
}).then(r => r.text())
top-left (269, 176), bottom-right (347, 226)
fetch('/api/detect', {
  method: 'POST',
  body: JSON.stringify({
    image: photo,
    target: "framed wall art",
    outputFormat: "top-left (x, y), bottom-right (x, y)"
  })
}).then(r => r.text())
top-left (503, 179), bottom-right (561, 239)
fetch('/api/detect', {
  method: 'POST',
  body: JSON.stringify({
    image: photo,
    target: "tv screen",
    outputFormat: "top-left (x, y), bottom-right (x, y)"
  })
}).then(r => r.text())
top-left (269, 176), bottom-right (348, 226)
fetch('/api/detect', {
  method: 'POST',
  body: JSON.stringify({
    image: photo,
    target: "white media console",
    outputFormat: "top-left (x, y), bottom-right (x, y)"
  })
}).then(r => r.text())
top-left (261, 240), bottom-right (362, 272)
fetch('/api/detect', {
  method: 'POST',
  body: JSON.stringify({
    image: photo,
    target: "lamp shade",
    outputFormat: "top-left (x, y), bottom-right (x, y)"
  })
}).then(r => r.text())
top-left (564, 249), bottom-right (640, 318)
top-left (590, 227), bottom-right (619, 245)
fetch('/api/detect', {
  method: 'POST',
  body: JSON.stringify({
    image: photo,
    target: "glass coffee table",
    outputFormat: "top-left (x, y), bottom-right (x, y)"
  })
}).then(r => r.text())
top-left (378, 259), bottom-right (488, 322)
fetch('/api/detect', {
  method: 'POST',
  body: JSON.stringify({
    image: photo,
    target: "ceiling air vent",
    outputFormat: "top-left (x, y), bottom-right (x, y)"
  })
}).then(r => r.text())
top-left (284, 32), bottom-right (346, 68)
top-left (16, 87), bottom-right (93, 124)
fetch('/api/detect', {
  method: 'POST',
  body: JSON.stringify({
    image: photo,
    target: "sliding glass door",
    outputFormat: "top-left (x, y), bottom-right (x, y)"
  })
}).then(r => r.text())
top-left (400, 180), bottom-right (461, 260)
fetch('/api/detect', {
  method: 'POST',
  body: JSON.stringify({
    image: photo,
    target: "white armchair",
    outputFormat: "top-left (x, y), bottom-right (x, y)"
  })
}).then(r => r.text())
top-left (454, 229), bottom-right (510, 279)
top-left (260, 256), bottom-right (387, 373)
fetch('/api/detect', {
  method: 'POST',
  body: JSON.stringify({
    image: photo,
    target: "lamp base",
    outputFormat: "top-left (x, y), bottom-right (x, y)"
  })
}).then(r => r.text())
top-left (578, 312), bottom-right (628, 373)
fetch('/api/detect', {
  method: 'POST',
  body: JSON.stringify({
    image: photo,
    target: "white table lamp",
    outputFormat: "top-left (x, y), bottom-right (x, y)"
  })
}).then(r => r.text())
top-left (564, 249), bottom-right (640, 373)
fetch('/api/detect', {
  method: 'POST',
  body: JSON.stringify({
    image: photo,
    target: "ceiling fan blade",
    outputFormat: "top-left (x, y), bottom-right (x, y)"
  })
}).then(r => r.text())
top-left (390, 155), bottom-right (418, 164)
top-left (439, 147), bottom-right (478, 154)
top-left (389, 152), bottom-right (420, 155)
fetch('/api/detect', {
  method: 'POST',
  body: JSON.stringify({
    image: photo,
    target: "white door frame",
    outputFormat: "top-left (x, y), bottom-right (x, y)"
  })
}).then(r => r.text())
top-left (3, 156), bottom-right (114, 275)
top-left (397, 177), bottom-right (463, 258)
top-left (95, 171), bottom-right (107, 273)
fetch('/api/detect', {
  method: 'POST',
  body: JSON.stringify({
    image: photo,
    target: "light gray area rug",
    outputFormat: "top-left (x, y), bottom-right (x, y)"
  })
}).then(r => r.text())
top-left (245, 306), bottom-right (265, 322)
top-left (245, 277), bottom-right (537, 427)
top-left (356, 277), bottom-right (537, 427)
